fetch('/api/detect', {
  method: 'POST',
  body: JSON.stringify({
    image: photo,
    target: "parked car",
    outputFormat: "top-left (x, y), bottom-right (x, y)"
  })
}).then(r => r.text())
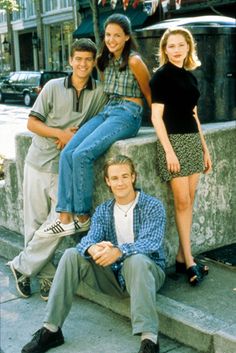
top-left (140, 15), bottom-right (236, 30)
top-left (0, 70), bottom-right (68, 106)
top-left (0, 72), bottom-right (13, 86)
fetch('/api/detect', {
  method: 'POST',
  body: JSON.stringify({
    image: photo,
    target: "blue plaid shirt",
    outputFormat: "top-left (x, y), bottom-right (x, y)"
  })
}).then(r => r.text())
top-left (76, 191), bottom-right (166, 289)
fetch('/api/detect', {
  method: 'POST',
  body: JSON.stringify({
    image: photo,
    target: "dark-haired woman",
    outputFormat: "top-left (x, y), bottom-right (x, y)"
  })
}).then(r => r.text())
top-left (150, 27), bottom-right (212, 286)
top-left (37, 13), bottom-right (151, 237)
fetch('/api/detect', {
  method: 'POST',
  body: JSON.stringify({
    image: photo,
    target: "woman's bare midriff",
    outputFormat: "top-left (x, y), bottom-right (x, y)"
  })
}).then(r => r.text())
top-left (122, 96), bottom-right (143, 106)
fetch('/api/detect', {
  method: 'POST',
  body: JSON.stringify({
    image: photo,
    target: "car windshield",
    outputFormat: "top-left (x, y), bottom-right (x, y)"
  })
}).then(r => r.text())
top-left (41, 72), bottom-right (67, 86)
top-left (27, 73), bottom-right (41, 85)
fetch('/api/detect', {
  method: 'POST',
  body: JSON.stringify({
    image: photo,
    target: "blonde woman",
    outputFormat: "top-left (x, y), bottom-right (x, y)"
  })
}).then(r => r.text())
top-left (150, 27), bottom-right (212, 286)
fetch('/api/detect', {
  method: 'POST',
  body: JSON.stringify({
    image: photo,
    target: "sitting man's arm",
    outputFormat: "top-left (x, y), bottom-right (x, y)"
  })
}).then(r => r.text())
top-left (76, 203), bottom-right (116, 262)
top-left (28, 116), bottom-right (77, 149)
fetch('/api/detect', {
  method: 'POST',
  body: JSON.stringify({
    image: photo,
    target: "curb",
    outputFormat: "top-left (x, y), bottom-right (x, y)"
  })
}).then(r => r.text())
top-left (1, 226), bottom-right (235, 353)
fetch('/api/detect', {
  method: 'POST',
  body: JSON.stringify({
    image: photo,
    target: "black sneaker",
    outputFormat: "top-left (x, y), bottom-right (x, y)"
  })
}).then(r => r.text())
top-left (138, 339), bottom-right (160, 353)
top-left (9, 262), bottom-right (31, 298)
top-left (39, 278), bottom-right (52, 301)
top-left (21, 327), bottom-right (64, 353)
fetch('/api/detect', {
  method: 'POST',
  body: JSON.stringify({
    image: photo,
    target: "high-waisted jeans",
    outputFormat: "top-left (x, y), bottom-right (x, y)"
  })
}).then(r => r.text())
top-left (56, 100), bottom-right (142, 214)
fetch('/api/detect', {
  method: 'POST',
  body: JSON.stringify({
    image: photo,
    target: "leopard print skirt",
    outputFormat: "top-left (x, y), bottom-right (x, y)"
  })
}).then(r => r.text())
top-left (156, 133), bottom-right (204, 182)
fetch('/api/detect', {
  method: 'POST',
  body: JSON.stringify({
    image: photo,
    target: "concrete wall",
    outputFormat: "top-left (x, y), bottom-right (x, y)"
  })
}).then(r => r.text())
top-left (0, 122), bottom-right (235, 266)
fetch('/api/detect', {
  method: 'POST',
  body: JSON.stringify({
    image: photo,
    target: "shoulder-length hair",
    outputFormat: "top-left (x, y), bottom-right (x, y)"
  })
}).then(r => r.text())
top-left (158, 27), bottom-right (201, 70)
top-left (97, 13), bottom-right (139, 72)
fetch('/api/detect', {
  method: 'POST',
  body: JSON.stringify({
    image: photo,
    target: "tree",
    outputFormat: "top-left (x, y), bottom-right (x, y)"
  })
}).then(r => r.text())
top-left (0, 0), bottom-right (19, 11)
top-left (90, 0), bottom-right (101, 47)
top-left (0, 0), bottom-right (19, 71)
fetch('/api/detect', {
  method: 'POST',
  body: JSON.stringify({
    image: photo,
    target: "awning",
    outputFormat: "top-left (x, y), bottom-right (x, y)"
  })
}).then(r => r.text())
top-left (73, 8), bottom-right (149, 38)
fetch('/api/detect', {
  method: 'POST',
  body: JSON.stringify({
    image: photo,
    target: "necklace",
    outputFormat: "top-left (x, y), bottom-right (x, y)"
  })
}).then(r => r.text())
top-left (115, 199), bottom-right (136, 217)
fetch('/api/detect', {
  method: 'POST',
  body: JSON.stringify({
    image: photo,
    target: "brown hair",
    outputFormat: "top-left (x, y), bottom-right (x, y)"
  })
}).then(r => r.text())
top-left (70, 38), bottom-right (97, 59)
top-left (103, 155), bottom-right (137, 186)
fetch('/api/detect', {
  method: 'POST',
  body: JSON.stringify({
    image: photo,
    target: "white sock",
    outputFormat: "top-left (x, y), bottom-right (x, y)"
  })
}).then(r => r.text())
top-left (44, 322), bottom-right (59, 333)
top-left (141, 332), bottom-right (158, 344)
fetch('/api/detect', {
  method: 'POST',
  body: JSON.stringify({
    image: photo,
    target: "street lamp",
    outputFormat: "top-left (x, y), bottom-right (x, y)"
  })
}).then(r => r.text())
top-left (32, 32), bottom-right (40, 49)
top-left (2, 37), bottom-right (11, 54)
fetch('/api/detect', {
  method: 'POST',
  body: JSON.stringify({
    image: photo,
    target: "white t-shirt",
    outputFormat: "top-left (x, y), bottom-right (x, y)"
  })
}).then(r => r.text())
top-left (114, 192), bottom-right (139, 245)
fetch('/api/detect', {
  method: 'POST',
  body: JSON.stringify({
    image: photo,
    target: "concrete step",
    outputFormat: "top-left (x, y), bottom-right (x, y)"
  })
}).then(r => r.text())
top-left (0, 226), bottom-right (23, 260)
top-left (0, 255), bottom-right (201, 353)
top-left (1, 228), bottom-right (235, 353)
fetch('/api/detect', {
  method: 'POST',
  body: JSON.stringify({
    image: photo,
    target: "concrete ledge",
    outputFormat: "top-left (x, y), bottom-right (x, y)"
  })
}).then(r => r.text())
top-left (214, 324), bottom-right (236, 353)
top-left (0, 122), bottom-right (236, 266)
top-left (77, 284), bottom-right (235, 353)
top-left (0, 226), bottom-right (23, 260)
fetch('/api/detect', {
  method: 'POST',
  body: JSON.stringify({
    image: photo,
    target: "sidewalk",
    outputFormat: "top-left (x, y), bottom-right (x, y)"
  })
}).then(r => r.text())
top-left (0, 104), bottom-right (28, 159)
top-left (1, 256), bottom-right (199, 353)
top-left (0, 227), bottom-right (236, 352)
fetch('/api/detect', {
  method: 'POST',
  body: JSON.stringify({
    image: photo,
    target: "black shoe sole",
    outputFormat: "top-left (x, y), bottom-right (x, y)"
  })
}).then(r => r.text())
top-left (9, 262), bottom-right (31, 298)
top-left (21, 338), bottom-right (64, 353)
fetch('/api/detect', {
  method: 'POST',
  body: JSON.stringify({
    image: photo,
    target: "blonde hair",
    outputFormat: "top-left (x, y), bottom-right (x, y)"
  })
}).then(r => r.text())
top-left (158, 27), bottom-right (201, 70)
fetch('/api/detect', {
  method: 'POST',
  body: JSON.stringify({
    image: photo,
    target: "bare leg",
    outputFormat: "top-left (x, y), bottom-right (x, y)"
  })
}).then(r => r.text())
top-left (59, 212), bottom-right (74, 224)
top-left (59, 212), bottom-right (90, 224)
top-left (170, 173), bottom-right (200, 269)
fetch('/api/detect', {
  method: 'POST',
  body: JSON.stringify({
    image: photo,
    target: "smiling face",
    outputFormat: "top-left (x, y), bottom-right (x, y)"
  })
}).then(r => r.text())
top-left (69, 51), bottom-right (96, 80)
top-left (104, 23), bottom-right (130, 59)
top-left (105, 164), bottom-right (136, 204)
top-left (165, 33), bottom-right (189, 67)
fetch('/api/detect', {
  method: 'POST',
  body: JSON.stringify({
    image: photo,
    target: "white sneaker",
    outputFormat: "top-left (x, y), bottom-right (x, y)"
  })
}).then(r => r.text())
top-left (36, 219), bottom-right (75, 237)
top-left (74, 217), bottom-right (91, 233)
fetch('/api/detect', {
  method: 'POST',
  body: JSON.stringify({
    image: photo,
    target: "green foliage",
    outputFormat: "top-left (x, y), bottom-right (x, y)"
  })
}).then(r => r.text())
top-left (0, 0), bottom-right (20, 12)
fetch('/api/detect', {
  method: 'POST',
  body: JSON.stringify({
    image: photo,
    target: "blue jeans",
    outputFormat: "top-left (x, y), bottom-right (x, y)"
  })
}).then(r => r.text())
top-left (56, 100), bottom-right (142, 214)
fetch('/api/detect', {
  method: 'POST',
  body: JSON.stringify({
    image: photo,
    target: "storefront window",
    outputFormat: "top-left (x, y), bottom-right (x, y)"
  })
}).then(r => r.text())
top-left (44, 0), bottom-right (58, 12)
top-left (25, 0), bottom-right (36, 18)
top-left (48, 21), bottom-right (73, 71)
top-left (60, 0), bottom-right (73, 7)
top-left (0, 10), bottom-right (7, 24)
top-left (43, 0), bottom-right (72, 12)
top-left (0, 34), bottom-right (11, 72)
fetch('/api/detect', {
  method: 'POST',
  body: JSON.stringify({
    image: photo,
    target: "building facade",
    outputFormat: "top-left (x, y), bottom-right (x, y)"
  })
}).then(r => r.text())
top-left (0, 0), bottom-right (235, 73)
top-left (0, 0), bottom-right (76, 72)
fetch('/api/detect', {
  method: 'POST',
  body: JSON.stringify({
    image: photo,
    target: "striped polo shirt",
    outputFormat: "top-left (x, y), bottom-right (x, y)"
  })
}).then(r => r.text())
top-left (25, 74), bottom-right (107, 173)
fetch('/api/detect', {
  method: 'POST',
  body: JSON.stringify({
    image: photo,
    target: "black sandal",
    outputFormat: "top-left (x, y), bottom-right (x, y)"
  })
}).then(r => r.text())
top-left (176, 260), bottom-right (209, 275)
top-left (175, 260), bottom-right (186, 274)
top-left (187, 264), bottom-right (207, 286)
top-left (196, 262), bottom-right (209, 276)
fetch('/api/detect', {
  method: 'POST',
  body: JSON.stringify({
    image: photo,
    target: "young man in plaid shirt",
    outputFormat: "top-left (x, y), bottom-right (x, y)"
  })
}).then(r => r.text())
top-left (22, 155), bottom-right (166, 353)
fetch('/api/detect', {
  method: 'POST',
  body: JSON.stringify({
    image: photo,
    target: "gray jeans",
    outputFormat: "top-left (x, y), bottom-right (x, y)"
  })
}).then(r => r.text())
top-left (44, 248), bottom-right (165, 335)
